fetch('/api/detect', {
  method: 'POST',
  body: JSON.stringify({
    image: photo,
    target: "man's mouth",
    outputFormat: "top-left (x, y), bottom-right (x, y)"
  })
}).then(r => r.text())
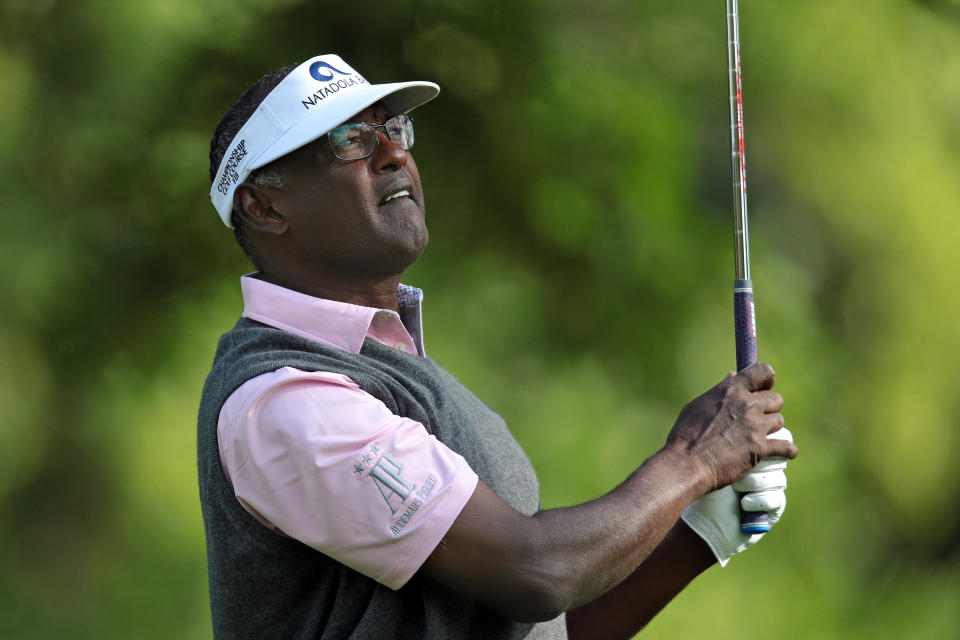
top-left (380, 187), bottom-right (411, 205)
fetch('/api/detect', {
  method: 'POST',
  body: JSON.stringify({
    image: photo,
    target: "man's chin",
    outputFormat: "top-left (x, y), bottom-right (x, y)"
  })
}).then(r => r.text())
top-left (365, 229), bottom-right (430, 277)
top-left (394, 222), bottom-right (429, 259)
top-left (395, 231), bottom-right (430, 271)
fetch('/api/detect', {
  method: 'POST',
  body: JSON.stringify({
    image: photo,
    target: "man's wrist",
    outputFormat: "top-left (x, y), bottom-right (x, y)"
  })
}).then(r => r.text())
top-left (652, 445), bottom-right (713, 499)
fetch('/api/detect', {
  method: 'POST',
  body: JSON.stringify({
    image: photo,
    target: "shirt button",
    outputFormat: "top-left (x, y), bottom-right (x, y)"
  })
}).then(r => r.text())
top-left (395, 342), bottom-right (407, 352)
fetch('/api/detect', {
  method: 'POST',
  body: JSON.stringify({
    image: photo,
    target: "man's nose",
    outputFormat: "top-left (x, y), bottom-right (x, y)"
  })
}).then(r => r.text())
top-left (371, 131), bottom-right (409, 173)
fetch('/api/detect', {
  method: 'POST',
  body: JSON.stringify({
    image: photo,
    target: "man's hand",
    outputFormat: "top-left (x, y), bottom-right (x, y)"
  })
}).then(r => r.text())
top-left (664, 363), bottom-right (797, 494)
top-left (682, 428), bottom-right (793, 566)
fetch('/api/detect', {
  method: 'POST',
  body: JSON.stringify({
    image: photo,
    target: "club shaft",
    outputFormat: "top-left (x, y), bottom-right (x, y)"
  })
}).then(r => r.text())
top-left (727, 0), bottom-right (750, 282)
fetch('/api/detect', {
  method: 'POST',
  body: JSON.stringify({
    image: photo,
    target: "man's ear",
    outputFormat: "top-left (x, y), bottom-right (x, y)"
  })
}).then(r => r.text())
top-left (234, 183), bottom-right (288, 235)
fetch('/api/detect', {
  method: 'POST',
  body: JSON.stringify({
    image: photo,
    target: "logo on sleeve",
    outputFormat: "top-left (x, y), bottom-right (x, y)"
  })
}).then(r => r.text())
top-left (353, 443), bottom-right (437, 537)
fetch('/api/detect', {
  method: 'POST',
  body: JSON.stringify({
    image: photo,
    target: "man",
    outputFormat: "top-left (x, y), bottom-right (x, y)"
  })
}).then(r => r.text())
top-left (199, 54), bottom-right (797, 639)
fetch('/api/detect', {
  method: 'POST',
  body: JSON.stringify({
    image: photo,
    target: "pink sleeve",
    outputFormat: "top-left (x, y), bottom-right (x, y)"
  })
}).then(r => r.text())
top-left (218, 367), bottom-right (478, 590)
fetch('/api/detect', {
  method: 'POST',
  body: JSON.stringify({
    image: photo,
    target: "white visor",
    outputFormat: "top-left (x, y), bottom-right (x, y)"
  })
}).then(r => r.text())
top-left (210, 54), bottom-right (439, 228)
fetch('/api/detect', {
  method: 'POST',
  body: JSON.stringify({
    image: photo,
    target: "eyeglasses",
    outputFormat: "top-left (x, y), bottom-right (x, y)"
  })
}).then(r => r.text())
top-left (327, 113), bottom-right (415, 161)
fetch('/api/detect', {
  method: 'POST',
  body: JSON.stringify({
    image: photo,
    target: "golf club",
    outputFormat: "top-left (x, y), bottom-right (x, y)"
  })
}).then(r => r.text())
top-left (726, 0), bottom-right (770, 535)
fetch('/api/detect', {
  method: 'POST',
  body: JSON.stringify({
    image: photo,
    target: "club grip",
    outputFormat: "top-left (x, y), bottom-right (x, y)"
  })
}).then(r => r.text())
top-left (734, 280), bottom-right (770, 533)
top-left (734, 280), bottom-right (758, 372)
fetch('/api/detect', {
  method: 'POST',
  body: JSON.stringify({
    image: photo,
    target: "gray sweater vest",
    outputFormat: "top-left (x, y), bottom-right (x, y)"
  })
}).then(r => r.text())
top-left (197, 318), bottom-right (567, 639)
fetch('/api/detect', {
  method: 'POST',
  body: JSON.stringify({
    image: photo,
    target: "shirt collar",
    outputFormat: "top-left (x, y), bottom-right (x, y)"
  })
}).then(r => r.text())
top-left (240, 274), bottom-right (425, 355)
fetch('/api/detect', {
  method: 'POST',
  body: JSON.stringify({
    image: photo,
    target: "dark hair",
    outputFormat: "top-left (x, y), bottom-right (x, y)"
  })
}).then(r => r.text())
top-left (209, 64), bottom-right (297, 268)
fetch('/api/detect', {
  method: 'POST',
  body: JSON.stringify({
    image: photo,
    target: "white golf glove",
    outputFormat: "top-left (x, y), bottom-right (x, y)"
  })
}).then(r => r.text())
top-left (681, 428), bottom-right (792, 566)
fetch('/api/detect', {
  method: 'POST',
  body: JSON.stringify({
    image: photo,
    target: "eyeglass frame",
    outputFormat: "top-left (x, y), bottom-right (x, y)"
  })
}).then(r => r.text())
top-left (326, 113), bottom-right (415, 161)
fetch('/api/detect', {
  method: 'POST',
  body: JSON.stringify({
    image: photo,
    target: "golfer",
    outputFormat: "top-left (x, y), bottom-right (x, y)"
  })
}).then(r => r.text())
top-left (198, 54), bottom-right (797, 640)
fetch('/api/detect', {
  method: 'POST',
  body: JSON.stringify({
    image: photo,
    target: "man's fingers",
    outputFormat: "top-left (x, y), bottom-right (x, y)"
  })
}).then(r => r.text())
top-left (760, 411), bottom-right (786, 434)
top-left (763, 435), bottom-right (798, 460)
top-left (748, 456), bottom-right (788, 473)
top-left (733, 470), bottom-right (787, 492)
top-left (756, 390), bottom-right (784, 414)
top-left (735, 362), bottom-right (776, 392)
top-left (740, 490), bottom-right (786, 513)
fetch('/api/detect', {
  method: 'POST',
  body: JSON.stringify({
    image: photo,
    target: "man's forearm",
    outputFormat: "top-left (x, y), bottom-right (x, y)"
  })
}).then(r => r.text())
top-left (422, 365), bottom-right (796, 622)
top-left (525, 448), bottom-right (709, 610)
top-left (565, 520), bottom-right (716, 639)
top-left (423, 447), bottom-right (709, 621)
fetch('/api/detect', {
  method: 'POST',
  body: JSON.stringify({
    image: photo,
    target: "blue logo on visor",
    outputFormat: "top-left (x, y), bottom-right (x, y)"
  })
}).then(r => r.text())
top-left (309, 61), bottom-right (351, 82)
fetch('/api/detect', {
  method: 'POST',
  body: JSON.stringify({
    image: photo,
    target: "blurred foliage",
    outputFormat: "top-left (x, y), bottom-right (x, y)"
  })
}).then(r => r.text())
top-left (2, 0), bottom-right (959, 638)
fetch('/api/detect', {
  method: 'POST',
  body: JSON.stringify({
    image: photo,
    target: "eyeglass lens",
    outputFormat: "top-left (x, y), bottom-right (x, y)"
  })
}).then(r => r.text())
top-left (328, 114), bottom-right (414, 161)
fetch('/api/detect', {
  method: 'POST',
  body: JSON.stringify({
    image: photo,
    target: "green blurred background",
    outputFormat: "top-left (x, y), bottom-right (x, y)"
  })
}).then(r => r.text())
top-left (2, 0), bottom-right (959, 637)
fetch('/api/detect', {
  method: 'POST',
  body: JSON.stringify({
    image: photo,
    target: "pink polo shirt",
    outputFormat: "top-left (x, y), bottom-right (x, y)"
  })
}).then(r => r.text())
top-left (217, 275), bottom-right (479, 590)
